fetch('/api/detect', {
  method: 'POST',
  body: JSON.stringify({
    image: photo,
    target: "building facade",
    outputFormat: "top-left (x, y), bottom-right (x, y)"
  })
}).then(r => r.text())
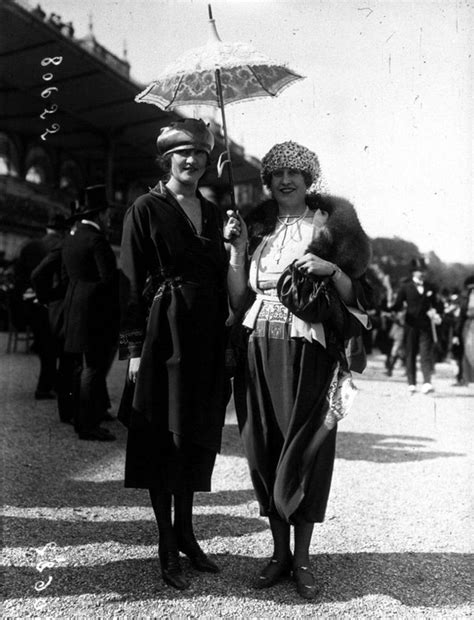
top-left (0, 0), bottom-right (262, 258)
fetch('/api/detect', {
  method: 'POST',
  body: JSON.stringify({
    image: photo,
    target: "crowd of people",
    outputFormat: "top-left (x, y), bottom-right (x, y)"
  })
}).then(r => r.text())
top-left (364, 262), bottom-right (474, 392)
top-left (8, 185), bottom-right (119, 440)
top-left (4, 118), bottom-right (473, 599)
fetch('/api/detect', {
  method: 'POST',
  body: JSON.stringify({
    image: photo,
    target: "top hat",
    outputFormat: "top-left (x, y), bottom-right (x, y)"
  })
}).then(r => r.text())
top-left (46, 213), bottom-right (69, 230)
top-left (70, 185), bottom-right (110, 220)
top-left (410, 257), bottom-right (427, 272)
top-left (156, 118), bottom-right (215, 157)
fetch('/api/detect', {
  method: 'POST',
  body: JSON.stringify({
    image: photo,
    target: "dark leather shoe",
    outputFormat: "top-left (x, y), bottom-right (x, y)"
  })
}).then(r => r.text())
top-left (160, 551), bottom-right (190, 590)
top-left (293, 565), bottom-right (319, 599)
top-left (101, 411), bottom-right (116, 422)
top-left (254, 555), bottom-right (292, 589)
top-left (78, 427), bottom-right (116, 441)
top-left (178, 540), bottom-right (220, 573)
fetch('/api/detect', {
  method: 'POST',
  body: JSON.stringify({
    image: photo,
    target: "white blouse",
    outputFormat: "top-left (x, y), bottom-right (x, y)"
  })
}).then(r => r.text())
top-left (257, 213), bottom-right (315, 289)
top-left (243, 209), bottom-right (369, 345)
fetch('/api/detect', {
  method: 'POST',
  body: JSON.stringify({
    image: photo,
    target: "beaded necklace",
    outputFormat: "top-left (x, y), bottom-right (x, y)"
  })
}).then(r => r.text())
top-left (273, 207), bottom-right (309, 264)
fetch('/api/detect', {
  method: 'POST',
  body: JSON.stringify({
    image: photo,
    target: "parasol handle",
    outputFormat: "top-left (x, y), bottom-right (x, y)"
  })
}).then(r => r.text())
top-left (215, 67), bottom-right (237, 211)
top-left (217, 151), bottom-right (231, 178)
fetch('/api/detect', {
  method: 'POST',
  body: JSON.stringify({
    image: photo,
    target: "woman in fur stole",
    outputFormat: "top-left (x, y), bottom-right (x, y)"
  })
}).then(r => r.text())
top-left (226, 141), bottom-right (371, 599)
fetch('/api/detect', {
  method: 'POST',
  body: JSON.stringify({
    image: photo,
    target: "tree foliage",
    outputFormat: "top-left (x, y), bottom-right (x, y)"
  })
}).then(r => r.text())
top-left (369, 236), bottom-right (474, 296)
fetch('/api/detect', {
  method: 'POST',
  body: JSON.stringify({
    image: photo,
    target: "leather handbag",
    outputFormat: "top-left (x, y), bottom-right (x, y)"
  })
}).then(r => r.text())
top-left (276, 261), bottom-right (333, 324)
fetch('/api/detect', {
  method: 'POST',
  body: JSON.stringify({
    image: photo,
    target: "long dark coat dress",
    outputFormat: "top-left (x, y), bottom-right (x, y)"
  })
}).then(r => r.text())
top-left (118, 182), bottom-right (230, 491)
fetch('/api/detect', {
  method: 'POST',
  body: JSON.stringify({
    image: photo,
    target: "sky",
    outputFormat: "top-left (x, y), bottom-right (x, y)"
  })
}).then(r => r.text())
top-left (37, 0), bottom-right (472, 264)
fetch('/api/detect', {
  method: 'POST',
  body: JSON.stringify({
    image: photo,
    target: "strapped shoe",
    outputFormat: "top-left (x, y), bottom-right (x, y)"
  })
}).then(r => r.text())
top-left (159, 550), bottom-right (190, 590)
top-left (254, 554), bottom-right (293, 589)
top-left (178, 540), bottom-right (220, 573)
top-left (293, 565), bottom-right (319, 599)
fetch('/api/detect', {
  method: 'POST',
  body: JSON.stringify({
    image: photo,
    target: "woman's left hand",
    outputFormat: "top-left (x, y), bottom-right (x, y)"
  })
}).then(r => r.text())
top-left (294, 253), bottom-right (335, 277)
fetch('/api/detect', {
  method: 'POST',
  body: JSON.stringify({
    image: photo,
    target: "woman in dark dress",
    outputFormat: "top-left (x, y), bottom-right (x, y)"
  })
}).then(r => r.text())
top-left (229, 141), bottom-right (371, 599)
top-left (119, 118), bottom-right (247, 590)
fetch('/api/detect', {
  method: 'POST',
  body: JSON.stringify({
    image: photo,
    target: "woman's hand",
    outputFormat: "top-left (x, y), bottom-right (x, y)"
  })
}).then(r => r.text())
top-left (224, 210), bottom-right (248, 256)
top-left (128, 357), bottom-right (141, 382)
top-left (296, 253), bottom-right (355, 304)
top-left (294, 253), bottom-right (336, 278)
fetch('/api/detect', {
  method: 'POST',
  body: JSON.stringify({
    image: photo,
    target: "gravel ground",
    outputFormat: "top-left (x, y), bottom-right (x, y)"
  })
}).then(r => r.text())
top-left (1, 331), bottom-right (472, 618)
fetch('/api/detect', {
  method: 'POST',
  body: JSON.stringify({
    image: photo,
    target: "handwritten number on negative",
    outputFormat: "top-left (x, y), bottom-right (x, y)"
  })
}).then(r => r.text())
top-left (40, 104), bottom-right (58, 120)
top-left (41, 56), bottom-right (63, 67)
top-left (40, 123), bottom-right (60, 141)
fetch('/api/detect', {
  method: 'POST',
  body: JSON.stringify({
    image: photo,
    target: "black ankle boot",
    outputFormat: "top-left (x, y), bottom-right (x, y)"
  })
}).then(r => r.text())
top-left (177, 537), bottom-right (220, 573)
top-left (159, 549), bottom-right (190, 590)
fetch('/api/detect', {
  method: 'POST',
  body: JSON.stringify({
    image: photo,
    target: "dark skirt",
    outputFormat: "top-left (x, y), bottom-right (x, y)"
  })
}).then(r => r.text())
top-left (119, 282), bottom-right (230, 491)
top-left (124, 426), bottom-right (217, 491)
top-left (234, 316), bottom-right (338, 524)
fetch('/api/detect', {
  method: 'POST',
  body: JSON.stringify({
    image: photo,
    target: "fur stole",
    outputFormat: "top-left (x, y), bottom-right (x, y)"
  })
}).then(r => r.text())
top-left (246, 194), bottom-right (372, 279)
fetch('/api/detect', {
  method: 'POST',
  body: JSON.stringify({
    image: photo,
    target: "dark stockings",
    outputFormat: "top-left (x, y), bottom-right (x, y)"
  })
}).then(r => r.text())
top-left (149, 489), bottom-right (176, 557)
top-left (268, 516), bottom-right (314, 566)
top-left (269, 516), bottom-right (291, 560)
top-left (149, 488), bottom-right (197, 553)
top-left (293, 523), bottom-right (314, 567)
top-left (174, 491), bottom-right (198, 548)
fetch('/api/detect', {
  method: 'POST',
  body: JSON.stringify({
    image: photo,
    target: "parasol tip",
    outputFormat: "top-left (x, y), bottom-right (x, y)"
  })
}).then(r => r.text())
top-left (208, 4), bottom-right (213, 20)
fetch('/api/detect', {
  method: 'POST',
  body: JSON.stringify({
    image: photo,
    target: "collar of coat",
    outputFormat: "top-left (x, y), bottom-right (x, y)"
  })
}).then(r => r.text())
top-left (245, 193), bottom-right (372, 279)
top-left (149, 181), bottom-right (207, 204)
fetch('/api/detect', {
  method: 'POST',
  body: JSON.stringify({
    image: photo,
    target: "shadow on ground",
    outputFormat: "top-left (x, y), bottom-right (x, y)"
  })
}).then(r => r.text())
top-left (3, 425), bottom-right (463, 509)
top-left (3, 551), bottom-right (471, 609)
top-left (3, 511), bottom-right (265, 549)
top-left (222, 424), bottom-right (464, 463)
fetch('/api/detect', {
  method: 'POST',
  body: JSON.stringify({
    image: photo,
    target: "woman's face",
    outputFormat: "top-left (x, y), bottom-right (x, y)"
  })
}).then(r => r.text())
top-left (170, 149), bottom-right (208, 186)
top-left (270, 168), bottom-right (307, 209)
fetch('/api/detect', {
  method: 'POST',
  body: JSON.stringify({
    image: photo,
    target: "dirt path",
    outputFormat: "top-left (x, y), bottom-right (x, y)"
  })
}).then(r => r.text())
top-left (1, 334), bottom-right (472, 618)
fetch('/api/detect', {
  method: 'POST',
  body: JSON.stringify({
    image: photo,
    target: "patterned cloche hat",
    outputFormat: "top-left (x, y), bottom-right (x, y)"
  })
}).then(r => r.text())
top-left (261, 140), bottom-right (320, 187)
top-left (156, 118), bottom-right (215, 157)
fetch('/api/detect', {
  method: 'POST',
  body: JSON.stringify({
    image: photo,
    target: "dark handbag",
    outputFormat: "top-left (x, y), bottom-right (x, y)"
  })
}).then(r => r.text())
top-left (276, 261), bottom-right (333, 324)
top-left (277, 261), bottom-right (365, 361)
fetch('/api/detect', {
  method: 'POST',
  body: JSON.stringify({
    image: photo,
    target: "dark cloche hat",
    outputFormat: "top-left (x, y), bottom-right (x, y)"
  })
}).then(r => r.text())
top-left (156, 118), bottom-right (215, 157)
top-left (46, 213), bottom-right (69, 230)
top-left (410, 257), bottom-right (427, 272)
top-left (71, 185), bottom-right (110, 220)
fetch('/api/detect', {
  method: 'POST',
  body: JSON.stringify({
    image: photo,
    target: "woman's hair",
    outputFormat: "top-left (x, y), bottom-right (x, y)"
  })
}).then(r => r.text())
top-left (155, 153), bottom-right (172, 181)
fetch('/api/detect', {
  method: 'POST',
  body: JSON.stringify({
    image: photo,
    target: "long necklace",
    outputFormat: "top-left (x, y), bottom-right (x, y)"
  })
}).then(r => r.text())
top-left (274, 207), bottom-right (309, 264)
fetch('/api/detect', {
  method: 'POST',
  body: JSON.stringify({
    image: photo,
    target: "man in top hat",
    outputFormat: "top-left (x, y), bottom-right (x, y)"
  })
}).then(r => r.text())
top-left (13, 212), bottom-right (69, 399)
top-left (62, 185), bottom-right (119, 441)
top-left (390, 257), bottom-right (443, 393)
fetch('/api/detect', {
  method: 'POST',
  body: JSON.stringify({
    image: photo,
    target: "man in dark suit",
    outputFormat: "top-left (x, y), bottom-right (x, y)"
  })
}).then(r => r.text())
top-left (13, 214), bottom-right (69, 399)
top-left (62, 185), bottom-right (119, 441)
top-left (31, 215), bottom-right (76, 423)
top-left (391, 257), bottom-right (443, 394)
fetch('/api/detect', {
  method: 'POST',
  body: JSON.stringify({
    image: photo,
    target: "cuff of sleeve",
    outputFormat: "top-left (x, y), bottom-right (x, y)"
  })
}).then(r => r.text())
top-left (119, 330), bottom-right (144, 360)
